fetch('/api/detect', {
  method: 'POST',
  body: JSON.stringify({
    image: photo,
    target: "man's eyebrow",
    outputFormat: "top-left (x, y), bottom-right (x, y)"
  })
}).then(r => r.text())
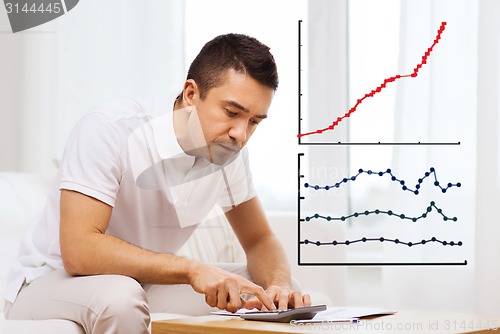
top-left (225, 100), bottom-right (268, 119)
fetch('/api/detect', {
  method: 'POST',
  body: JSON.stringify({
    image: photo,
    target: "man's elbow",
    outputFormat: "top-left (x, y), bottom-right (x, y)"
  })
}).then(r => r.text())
top-left (60, 243), bottom-right (89, 276)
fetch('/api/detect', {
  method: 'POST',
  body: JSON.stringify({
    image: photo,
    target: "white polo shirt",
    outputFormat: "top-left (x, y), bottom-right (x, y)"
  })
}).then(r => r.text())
top-left (5, 97), bottom-right (255, 303)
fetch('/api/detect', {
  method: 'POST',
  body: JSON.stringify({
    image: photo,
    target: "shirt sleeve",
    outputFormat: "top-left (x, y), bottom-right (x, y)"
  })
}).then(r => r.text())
top-left (59, 112), bottom-right (124, 207)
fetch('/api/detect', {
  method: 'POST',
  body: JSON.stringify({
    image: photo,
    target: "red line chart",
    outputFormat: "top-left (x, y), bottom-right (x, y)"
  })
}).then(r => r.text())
top-left (297, 22), bottom-right (447, 139)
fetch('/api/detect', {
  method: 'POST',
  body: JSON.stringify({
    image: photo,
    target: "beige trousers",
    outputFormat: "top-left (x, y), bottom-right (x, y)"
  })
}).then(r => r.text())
top-left (4, 264), bottom-right (251, 334)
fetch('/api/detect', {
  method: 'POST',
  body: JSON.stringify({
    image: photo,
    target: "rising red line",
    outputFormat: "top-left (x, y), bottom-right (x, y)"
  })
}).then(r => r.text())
top-left (297, 21), bottom-right (447, 138)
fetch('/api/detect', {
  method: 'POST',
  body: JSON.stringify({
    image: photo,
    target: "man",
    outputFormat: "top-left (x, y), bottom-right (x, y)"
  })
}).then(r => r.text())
top-left (4, 33), bottom-right (310, 333)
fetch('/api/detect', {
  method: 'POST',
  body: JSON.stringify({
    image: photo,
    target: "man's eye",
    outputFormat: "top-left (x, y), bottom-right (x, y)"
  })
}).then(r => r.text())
top-left (250, 119), bottom-right (260, 126)
top-left (225, 109), bottom-right (237, 117)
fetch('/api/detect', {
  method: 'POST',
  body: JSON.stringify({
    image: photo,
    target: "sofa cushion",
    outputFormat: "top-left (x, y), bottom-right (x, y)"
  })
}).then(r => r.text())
top-left (0, 173), bottom-right (51, 303)
top-left (0, 312), bottom-right (188, 334)
top-left (0, 312), bottom-right (85, 334)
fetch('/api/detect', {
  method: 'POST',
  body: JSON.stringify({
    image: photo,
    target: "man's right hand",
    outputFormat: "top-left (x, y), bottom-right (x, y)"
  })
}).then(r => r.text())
top-left (188, 263), bottom-right (276, 313)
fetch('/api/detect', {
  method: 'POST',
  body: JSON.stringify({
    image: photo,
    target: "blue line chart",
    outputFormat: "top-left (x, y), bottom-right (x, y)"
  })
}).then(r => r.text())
top-left (301, 237), bottom-right (463, 247)
top-left (303, 201), bottom-right (457, 223)
top-left (304, 167), bottom-right (461, 195)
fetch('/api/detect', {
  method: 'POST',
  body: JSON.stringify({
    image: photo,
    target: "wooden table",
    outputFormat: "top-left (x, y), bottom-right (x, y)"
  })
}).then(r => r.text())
top-left (152, 310), bottom-right (500, 334)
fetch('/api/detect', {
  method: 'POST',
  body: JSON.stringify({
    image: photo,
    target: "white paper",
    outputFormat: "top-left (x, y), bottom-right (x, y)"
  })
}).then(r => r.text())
top-left (312, 307), bottom-right (396, 321)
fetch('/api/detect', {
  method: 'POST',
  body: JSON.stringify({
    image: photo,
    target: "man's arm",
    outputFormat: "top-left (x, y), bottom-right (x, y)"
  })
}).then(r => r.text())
top-left (225, 196), bottom-right (311, 310)
top-left (59, 189), bottom-right (275, 312)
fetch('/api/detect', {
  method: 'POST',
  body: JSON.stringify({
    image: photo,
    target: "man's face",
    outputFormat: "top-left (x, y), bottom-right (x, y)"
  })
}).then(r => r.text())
top-left (188, 69), bottom-right (274, 165)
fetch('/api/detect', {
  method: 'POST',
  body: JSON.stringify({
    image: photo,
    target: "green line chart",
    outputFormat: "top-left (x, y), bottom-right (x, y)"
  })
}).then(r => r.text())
top-left (303, 201), bottom-right (457, 223)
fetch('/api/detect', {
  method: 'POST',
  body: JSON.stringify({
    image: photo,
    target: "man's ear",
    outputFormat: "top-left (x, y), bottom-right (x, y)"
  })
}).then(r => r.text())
top-left (182, 79), bottom-right (199, 106)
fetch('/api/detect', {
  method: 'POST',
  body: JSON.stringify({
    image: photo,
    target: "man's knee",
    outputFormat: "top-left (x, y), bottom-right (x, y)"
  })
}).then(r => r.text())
top-left (90, 275), bottom-right (150, 331)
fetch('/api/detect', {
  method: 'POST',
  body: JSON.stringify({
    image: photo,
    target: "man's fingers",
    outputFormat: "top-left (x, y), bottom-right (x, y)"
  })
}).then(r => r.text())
top-left (288, 291), bottom-right (305, 308)
top-left (205, 291), bottom-right (217, 308)
top-left (225, 283), bottom-right (243, 313)
top-left (241, 282), bottom-right (276, 311)
top-left (216, 283), bottom-right (230, 310)
top-left (302, 293), bottom-right (312, 307)
top-left (278, 289), bottom-right (290, 310)
top-left (240, 297), bottom-right (262, 310)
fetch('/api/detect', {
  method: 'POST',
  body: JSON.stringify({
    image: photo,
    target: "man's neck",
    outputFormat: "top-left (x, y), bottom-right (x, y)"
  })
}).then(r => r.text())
top-left (172, 99), bottom-right (196, 156)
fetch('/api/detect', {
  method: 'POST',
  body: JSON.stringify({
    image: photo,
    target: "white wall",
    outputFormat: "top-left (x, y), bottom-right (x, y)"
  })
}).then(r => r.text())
top-left (0, 0), bottom-right (185, 176)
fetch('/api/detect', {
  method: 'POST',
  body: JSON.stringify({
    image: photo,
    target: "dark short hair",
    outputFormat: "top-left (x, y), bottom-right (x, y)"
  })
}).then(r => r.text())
top-left (179, 33), bottom-right (278, 100)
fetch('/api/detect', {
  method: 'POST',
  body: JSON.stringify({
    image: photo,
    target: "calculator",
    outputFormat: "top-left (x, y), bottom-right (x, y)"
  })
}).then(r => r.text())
top-left (240, 305), bottom-right (327, 323)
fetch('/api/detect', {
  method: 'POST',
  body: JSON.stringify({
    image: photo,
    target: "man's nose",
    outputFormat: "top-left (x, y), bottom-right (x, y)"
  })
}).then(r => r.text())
top-left (228, 120), bottom-right (248, 143)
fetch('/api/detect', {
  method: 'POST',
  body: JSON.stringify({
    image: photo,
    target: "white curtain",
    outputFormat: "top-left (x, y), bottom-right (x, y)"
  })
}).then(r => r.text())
top-left (303, 0), bottom-right (349, 305)
top-left (475, 0), bottom-right (500, 315)
top-left (0, 0), bottom-right (185, 176)
top-left (385, 0), bottom-right (500, 315)
top-left (306, 0), bottom-right (499, 314)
